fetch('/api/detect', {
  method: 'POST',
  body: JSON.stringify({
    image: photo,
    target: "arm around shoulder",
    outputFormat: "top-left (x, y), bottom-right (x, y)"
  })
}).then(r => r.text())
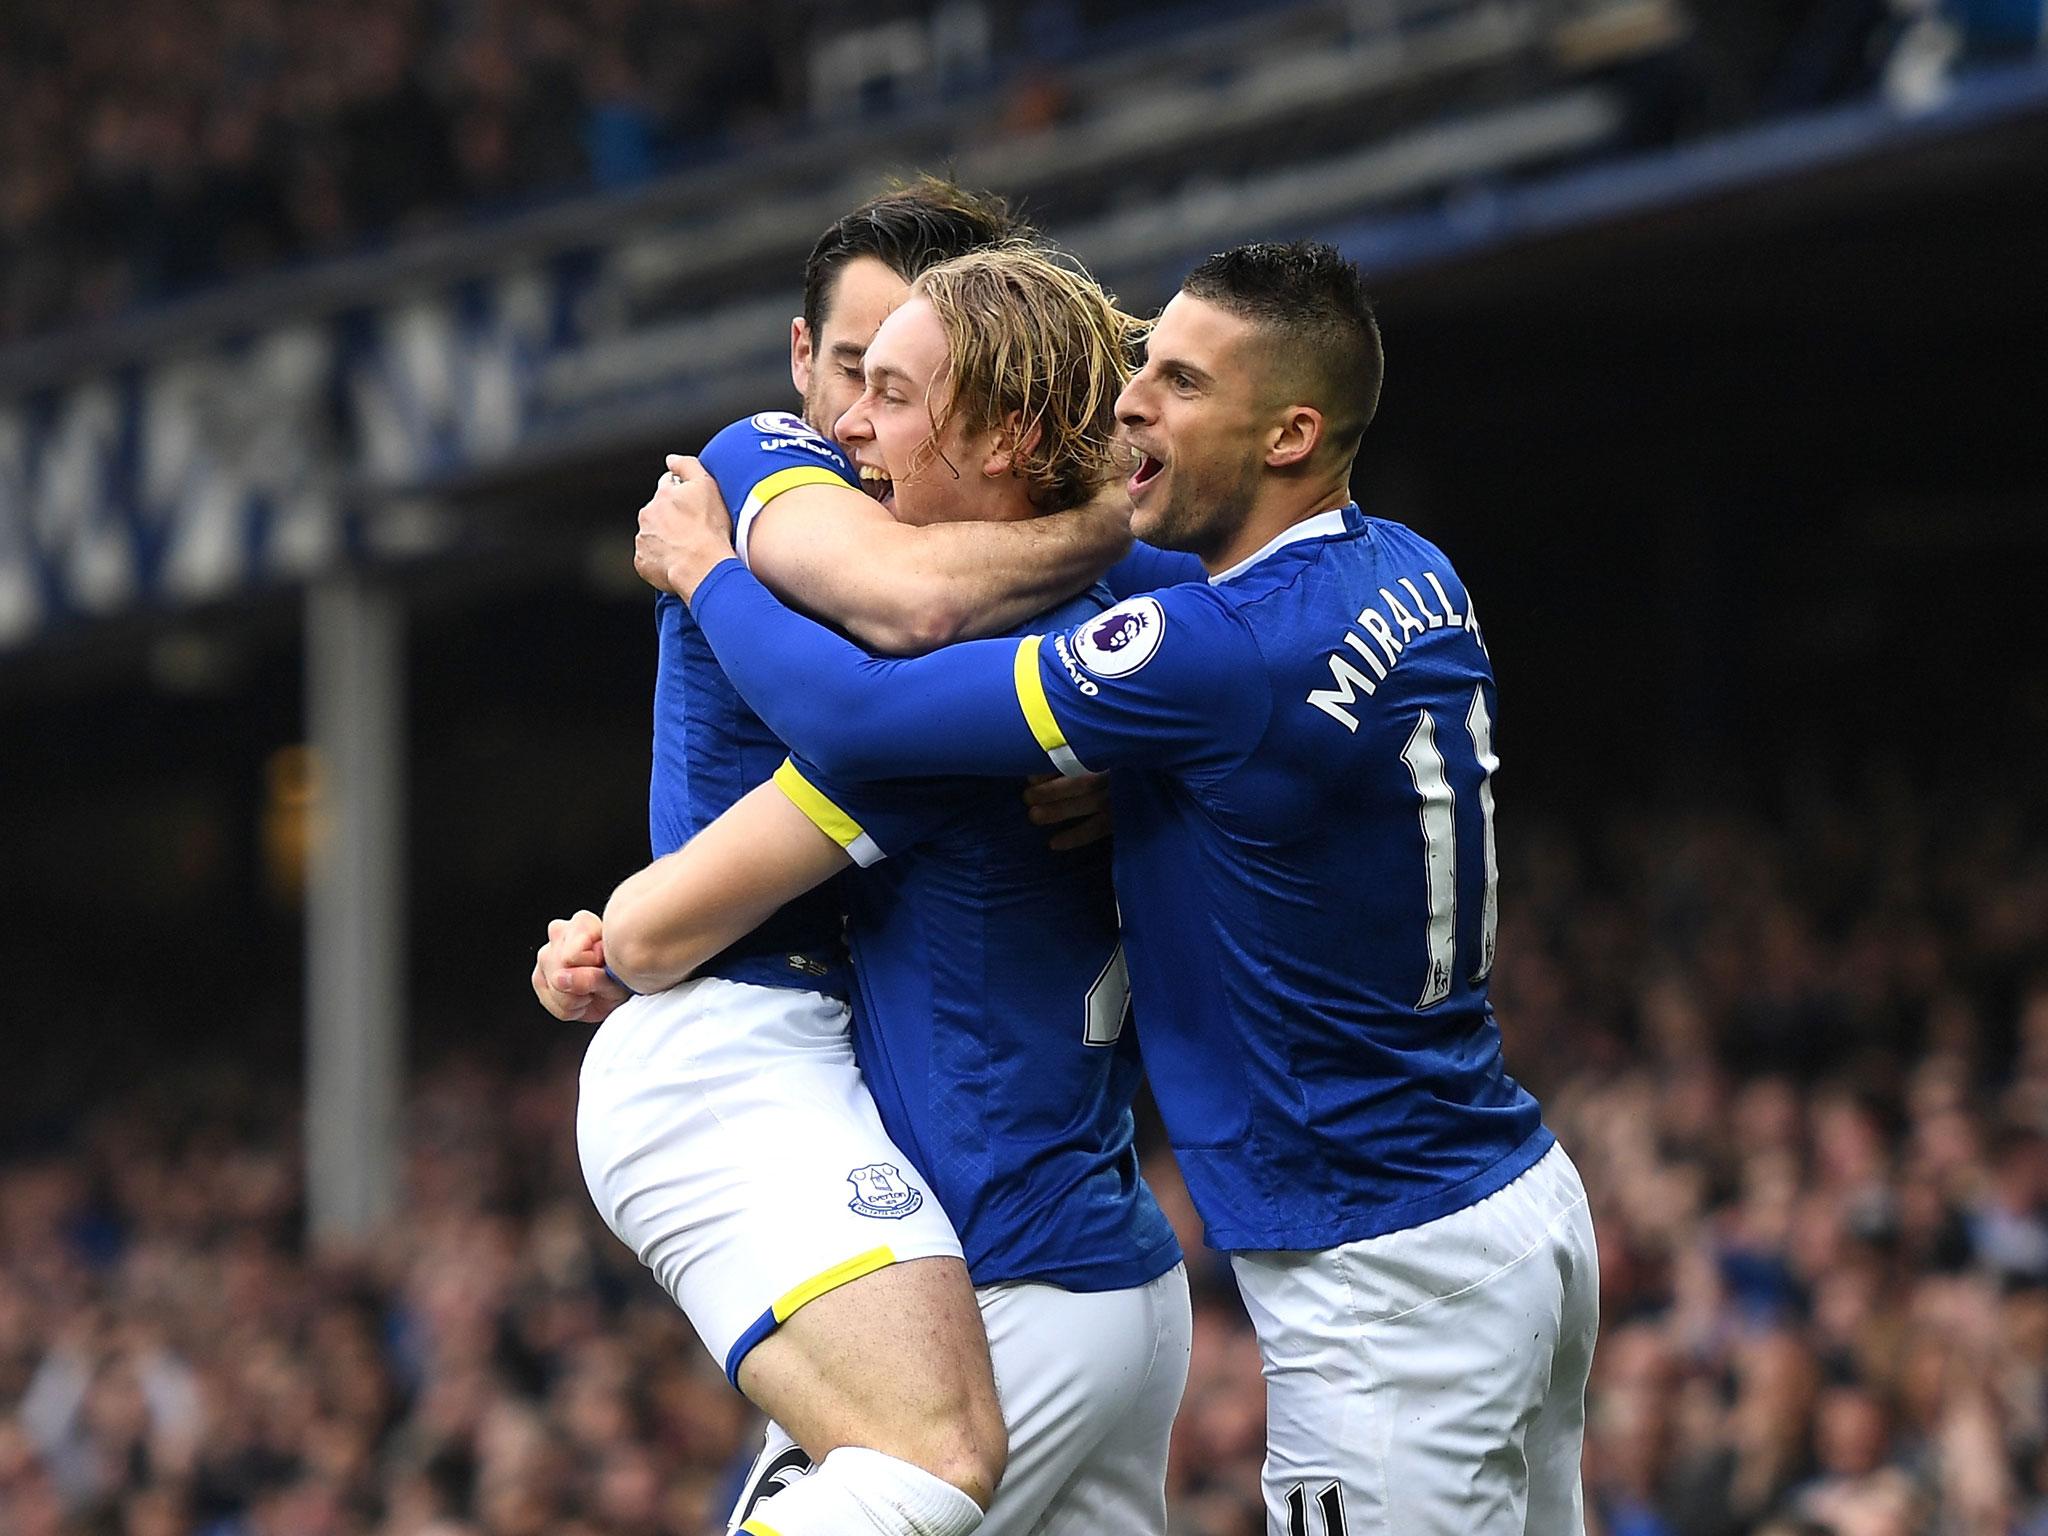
top-left (689, 561), bottom-right (1063, 782)
top-left (747, 486), bottom-right (1131, 656)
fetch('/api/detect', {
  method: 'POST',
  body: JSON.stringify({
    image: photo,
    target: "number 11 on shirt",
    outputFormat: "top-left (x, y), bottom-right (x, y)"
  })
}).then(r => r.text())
top-left (1399, 684), bottom-right (1500, 1011)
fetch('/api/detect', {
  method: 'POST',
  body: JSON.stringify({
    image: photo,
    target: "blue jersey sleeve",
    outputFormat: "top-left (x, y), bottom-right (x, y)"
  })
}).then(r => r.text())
top-left (697, 411), bottom-right (858, 562)
top-left (691, 560), bottom-right (1057, 781)
top-left (1103, 541), bottom-right (1207, 600)
top-left (771, 756), bottom-right (961, 867)
top-left (1019, 589), bottom-right (1269, 776)
top-left (691, 562), bottom-right (1269, 783)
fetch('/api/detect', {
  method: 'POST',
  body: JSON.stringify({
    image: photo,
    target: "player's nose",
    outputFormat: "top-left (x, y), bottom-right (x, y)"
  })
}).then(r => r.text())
top-left (1114, 376), bottom-right (1153, 429)
top-left (834, 398), bottom-right (873, 443)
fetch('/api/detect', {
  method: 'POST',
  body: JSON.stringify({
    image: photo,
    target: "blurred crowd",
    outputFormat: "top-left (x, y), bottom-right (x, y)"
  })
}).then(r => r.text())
top-left (0, 1059), bottom-right (755, 1536)
top-left (4, 0), bottom-right (2042, 348)
top-left (0, 0), bottom-right (794, 343)
top-left (1531, 776), bottom-right (2048, 1536)
top-left (2, 769), bottom-right (2044, 1535)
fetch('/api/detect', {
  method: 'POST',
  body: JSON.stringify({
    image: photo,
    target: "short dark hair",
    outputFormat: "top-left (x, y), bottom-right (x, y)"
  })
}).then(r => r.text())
top-left (1181, 241), bottom-right (1384, 455)
top-left (802, 176), bottom-right (1033, 337)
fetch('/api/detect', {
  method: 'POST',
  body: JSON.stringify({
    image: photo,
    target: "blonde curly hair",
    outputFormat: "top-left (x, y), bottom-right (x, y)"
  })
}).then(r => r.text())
top-left (909, 243), bottom-right (1141, 514)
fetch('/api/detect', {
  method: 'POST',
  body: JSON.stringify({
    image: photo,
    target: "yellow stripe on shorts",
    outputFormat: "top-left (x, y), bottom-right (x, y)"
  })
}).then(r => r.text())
top-left (771, 1245), bottom-right (898, 1323)
top-left (1013, 636), bottom-right (1087, 777)
top-left (738, 1520), bottom-right (784, 1536)
top-left (773, 759), bottom-right (884, 867)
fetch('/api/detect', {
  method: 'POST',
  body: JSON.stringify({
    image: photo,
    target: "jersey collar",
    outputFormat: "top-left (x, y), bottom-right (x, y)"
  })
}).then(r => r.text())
top-left (1208, 505), bottom-right (1356, 585)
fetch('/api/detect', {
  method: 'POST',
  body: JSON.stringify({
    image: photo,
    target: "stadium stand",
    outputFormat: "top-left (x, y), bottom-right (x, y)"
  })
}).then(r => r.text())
top-left (7, 0), bottom-right (2042, 661)
top-left (3, 0), bottom-right (2033, 347)
top-left (3, 1), bottom-right (2046, 1534)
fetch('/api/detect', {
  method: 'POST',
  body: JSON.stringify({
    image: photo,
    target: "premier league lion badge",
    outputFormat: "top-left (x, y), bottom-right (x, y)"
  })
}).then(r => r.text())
top-left (750, 410), bottom-right (815, 438)
top-left (846, 1162), bottom-right (926, 1219)
top-left (1072, 596), bottom-right (1165, 679)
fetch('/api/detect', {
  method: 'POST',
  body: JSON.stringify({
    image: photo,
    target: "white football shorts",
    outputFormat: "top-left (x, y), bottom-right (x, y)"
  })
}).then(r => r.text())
top-left (1231, 1142), bottom-right (1599, 1536)
top-left (577, 976), bottom-right (965, 1383)
top-left (728, 1263), bottom-right (1193, 1534)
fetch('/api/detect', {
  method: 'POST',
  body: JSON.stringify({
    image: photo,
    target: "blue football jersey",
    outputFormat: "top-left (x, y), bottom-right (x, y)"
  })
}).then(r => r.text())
top-left (651, 411), bottom-right (856, 994)
top-left (769, 589), bottom-right (1182, 1293)
top-left (1103, 539), bottom-right (1205, 600)
top-left (688, 504), bottom-right (1553, 1252)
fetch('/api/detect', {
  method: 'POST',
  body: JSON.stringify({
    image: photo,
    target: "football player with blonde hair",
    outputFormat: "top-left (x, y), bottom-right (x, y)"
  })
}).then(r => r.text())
top-left (540, 236), bottom-right (1190, 1536)
top-left (639, 240), bottom-right (1601, 1536)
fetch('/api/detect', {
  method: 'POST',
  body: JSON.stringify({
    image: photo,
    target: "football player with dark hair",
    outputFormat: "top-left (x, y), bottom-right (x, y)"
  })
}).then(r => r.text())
top-left (639, 239), bottom-right (1600, 1536)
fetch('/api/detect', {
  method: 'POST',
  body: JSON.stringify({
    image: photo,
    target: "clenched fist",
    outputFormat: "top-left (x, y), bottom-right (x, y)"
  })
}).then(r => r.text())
top-left (532, 909), bottom-right (630, 1024)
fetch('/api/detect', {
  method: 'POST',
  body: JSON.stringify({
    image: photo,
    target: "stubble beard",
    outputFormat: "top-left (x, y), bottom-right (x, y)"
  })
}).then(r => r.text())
top-left (800, 377), bottom-right (834, 439)
top-left (1146, 455), bottom-right (1262, 564)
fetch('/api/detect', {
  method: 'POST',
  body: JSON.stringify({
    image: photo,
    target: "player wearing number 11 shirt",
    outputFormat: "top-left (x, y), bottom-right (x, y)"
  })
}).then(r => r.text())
top-left (645, 242), bottom-right (1600, 1536)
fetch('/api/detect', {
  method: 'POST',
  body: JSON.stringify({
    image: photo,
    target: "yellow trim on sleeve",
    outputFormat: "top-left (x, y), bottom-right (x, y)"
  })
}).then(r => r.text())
top-left (771, 1245), bottom-right (898, 1324)
top-left (773, 759), bottom-right (866, 852)
top-left (744, 463), bottom-right (849, 511)
top-left (1013, 636), bottom-right (1072, 760)
top-left (738, 1521), bottom-right (784, 1536)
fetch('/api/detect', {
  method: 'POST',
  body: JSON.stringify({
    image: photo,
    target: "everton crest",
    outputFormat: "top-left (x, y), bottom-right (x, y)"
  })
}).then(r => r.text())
top-left (846, 1162), bottom-right (926, 1219)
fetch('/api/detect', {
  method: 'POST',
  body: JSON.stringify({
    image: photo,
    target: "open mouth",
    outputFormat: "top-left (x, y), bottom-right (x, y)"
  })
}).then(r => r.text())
top-left (1129, 453), bottom-right (1165, 496)
top-left (857, 462), bottom-right (896, 511)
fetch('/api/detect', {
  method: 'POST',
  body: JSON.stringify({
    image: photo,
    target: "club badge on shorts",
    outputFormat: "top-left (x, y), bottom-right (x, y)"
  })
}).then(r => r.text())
top-left (846, 1162), bottom-right (926, 1219)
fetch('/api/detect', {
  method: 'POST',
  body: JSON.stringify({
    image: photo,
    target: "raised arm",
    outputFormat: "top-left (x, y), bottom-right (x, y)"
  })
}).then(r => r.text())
top-left (600, 781), bottom-right (852, 994)
top-left (636, 455), bottom-right (1270, 784)
top-left (685, 412), bottom-right (1131, 656)
top-left (742, 471), bottom-right (1133, 655)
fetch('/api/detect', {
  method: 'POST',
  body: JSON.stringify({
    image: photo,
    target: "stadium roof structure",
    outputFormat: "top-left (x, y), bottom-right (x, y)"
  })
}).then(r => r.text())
top-left (3, 11), bottom-right (2045, 668)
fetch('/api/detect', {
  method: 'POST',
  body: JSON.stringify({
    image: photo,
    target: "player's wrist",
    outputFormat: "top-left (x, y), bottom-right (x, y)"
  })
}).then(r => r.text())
top-left (675, 550), bottom-right (739, 606)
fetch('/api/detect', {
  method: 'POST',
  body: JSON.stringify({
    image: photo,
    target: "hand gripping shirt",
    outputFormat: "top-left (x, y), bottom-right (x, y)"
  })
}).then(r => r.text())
top-left (687, 505), bottom-right (1553, 1252)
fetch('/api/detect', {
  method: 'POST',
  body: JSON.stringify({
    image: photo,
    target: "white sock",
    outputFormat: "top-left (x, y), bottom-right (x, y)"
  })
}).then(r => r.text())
top-left (735, 1445), bottom-right (984, 1536)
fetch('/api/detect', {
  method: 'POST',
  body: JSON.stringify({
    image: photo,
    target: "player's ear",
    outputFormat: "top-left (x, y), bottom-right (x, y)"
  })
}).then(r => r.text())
top-left (790, 317), bottom-right (814, 398)
top-left (983, 409), bottom-right (1043, 480)
top-left (1265, 404), bottom-right (1324, 470)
